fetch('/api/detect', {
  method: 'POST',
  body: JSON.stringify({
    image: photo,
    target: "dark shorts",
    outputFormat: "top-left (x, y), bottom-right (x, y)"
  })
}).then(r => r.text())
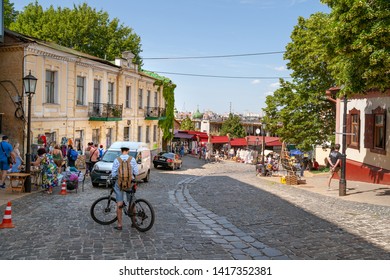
top-left (330, 166), bottom-right (341, 176)
top-left (0, 160), bottom-right (10, 171)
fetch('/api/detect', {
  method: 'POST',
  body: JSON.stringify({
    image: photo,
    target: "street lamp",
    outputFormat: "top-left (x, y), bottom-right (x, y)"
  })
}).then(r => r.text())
top-left (23, 70), bottom-right (37, 193)
top-left (326, 87), bottom-right (347, 196)
top-left (261, 122), bottom-right (266, 169)
top-left (339, 95), bottom-right (347, 196)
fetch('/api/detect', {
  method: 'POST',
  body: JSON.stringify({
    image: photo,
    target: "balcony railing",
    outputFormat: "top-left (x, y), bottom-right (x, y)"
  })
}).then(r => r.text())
top-left (88, 102), bottom-right (123, 121)
top-left (144, 106), bottom-right (166, 120)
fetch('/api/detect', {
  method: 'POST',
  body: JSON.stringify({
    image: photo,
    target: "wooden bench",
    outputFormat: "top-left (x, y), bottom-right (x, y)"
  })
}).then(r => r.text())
top-left (6, 173), bottom-right (30, 193)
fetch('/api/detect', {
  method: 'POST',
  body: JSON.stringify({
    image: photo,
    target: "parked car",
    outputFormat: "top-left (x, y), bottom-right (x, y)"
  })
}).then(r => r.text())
top-left (153, 152), bottom-right (182, 170)
top-left (90, 141), bottom-right (151, 187)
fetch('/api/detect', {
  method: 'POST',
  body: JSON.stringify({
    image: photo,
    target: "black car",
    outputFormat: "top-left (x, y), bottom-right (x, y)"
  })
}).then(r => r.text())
top-left (153, 152), bottom-right (182, 170)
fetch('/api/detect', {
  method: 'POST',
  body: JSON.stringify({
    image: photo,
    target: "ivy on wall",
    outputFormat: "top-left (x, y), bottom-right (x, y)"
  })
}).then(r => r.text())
top-left (155, 79), bottom-right (176, 142)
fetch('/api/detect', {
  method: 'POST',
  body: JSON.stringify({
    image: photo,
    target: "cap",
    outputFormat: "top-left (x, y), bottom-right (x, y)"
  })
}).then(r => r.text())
top-left (2, 135), bottom-right (8, 140)
top-left (120, 146), bottom-right (130, 151)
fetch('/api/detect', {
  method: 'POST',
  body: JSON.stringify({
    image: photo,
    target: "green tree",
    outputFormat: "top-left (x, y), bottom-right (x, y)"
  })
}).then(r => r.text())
top-left (9, 1), bottom-right (143, 65)
top-left (322, 0), bottom-right (390, 94)
top-left (264, 13), bottom-right (336, 151)
top-left (220, 114), bottom-right (246, 139)
top-left (180, 116), bottom-right (195, 131)
top-left (3, 0), bottom-right (18, 27)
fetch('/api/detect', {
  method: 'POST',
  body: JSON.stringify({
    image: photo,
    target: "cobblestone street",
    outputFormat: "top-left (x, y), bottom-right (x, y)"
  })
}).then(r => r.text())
top-left (0, 156), bottom-right (389, 260)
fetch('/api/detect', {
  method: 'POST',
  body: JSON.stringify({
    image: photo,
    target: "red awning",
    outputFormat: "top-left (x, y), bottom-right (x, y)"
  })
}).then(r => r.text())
top-left (174, 132), bottom-right (195, 139)
top-left (211, 136), bottom-right (229, 144)
top-left (230, 138), bottom-right (247, 146)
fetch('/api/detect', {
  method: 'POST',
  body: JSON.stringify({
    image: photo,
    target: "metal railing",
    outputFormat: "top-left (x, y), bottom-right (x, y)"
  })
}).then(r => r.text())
top-left (88, 102), bottom-right (123, 119)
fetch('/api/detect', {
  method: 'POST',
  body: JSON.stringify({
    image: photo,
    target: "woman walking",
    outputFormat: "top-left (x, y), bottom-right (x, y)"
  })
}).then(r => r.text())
top-left (31, 148), bottom-right (58, 194)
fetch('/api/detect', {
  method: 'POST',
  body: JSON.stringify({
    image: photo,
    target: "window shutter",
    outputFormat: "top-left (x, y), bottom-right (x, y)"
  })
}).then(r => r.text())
top-left (346, 113), bottom-right (351, 146)
top-left (364, 114), bottom-right (374, 149)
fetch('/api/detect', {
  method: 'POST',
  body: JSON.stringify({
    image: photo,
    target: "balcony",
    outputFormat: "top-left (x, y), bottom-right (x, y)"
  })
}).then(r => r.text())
top-left (144, 106), bottom-right (166, 120)
top-left (88, 102), bottom-right (123, 121)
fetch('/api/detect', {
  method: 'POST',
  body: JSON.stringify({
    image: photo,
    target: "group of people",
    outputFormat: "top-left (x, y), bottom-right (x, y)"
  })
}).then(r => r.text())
top-left (0, 135), bottom-right (22, 189)
top-left (0, 135), bottom-right (106, 194)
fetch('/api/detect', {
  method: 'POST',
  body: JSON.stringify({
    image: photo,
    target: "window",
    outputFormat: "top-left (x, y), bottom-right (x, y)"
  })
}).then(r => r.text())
top-left (154, 91), bottom-right (158, 107)
top-left (108, 82), bottom-right (114, 104)
top-left (124, 126), bottom-right (130, 141)
top-left (75, 130), bottom-right (84, 152)
top-left (374, 114), bottom-right (385, 149)
top-left (106, 128), bottom-right (112, 148)
top-left (92, 129), bottom-right (100, 145)
top-left (126, 86), bottom-right (131, 108)
top-left (347, 108), bottom-right (360, 149)
top-left (146, 90), bottom-right (151, 109)
top-left (364, 106), bottom-right (387, 155)
top-left (137, 126), bottom-right (142, 142)
top-left (93, 80), bottom-right (101, 104)
top-left (76, 76), bottom-right (85, 105)
top-left (153, 125), bottom-right (157, 142)
top-left (146, 126), bottom-right (150, 143)
top-left (45, 70), bottom-right (56, 103)
top-left (138, 89), bottom-right (143, 109)
top-left (45, 132), bottom-right (56, 145)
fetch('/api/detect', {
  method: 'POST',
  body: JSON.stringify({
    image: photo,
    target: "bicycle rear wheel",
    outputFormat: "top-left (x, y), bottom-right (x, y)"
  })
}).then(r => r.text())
top-left (90, 196), bottom-right (118, 225)
top-left (130, 199), bottom-right (155, 232)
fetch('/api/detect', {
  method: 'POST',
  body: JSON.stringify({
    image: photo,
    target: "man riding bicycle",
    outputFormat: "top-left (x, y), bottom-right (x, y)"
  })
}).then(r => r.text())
top-left (111, 146), bottom-right (138, 230)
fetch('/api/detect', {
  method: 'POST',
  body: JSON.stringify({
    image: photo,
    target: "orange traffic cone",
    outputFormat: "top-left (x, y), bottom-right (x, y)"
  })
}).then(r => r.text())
top-left (0, 201), bottom-right (15, 229)
top-left (60, 180), bottom-right (67, 195)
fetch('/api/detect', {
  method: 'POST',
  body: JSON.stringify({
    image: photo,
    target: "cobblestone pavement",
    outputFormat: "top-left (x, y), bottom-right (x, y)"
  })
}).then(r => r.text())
top-left (0, 156), bottom-right (389, 260)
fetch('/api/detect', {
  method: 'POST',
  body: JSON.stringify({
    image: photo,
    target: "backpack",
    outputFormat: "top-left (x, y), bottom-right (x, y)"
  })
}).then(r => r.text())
top-left (70, 149), bottom-right (78, 161)
top-left (117, 156), bottom-right (133, 191)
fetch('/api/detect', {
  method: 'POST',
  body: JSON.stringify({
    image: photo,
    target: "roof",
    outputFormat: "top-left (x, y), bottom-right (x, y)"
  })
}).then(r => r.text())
top-left (210, 136), bottom-right (229, 144)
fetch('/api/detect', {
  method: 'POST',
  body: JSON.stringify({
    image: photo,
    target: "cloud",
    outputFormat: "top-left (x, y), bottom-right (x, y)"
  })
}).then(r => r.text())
top-left (274, 66), bottom-right (286, 71)
top-left (251, 79), bottom-right (261, 84)
top-left (264, 91), bottom-right (274, 96)
top-left (269, 82), bottom-right (280, 88)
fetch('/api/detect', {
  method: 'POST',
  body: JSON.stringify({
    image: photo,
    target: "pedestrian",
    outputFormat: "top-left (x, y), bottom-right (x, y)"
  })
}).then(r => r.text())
top-left (10, 142), bottom-right (23, 173)
top-left (0, 135), bottom-right (13, 188)
top-left (179, 145), bottom-right (184, 158)
top-left (89, 143), bottom-right (99, 172)
top-left (84, 142), bottom-right (93, 175)
top-left (67, 144), bottom-right (77, 168)
top-left (111, 146), bottom-right (138, 230)
top-left (52, 144), bottom-right (64, 170)
top-left (312, 158), bottom-right (319, 170)
top-left (98, 144), bottom-right (105, 160)
top-left (31, 147), bottom-right (58, 194)
top-left (326, 144), bottom-right (342, 190)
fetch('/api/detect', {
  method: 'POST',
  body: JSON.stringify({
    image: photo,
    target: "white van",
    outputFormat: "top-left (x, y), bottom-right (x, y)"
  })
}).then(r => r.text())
top-left (90, 141), bottom-right (151, 187)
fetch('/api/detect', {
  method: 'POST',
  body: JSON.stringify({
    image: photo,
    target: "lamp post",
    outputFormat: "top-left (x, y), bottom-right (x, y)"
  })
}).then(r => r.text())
top-left (325, 87), bottom-right (347, 196)
top-left (23, 71), bottom-right (37, 193)
top-left (261, 122), bottom-right (266, 167)
top-left (339, 95), bottom-right (347, 196)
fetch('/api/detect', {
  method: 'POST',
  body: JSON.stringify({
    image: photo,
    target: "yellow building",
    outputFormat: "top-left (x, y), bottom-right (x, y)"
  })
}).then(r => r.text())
top-left (0, 29), bottom-right (168, 157)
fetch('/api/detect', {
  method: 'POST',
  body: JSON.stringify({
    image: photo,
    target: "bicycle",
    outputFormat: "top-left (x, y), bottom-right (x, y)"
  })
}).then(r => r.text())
top-left (90, 176), bottom-right (155, 232)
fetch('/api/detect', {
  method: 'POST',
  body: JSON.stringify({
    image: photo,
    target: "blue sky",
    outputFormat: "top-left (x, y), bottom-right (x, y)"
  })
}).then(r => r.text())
top-left (13, 0), bottom-right (330, 115)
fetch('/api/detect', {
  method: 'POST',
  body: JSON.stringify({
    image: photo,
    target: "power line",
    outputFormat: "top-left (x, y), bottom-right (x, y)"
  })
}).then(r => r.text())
top-left (142, 51), bottom-right (285, 60)
top-left (149, 70), bottom-right (290, 79)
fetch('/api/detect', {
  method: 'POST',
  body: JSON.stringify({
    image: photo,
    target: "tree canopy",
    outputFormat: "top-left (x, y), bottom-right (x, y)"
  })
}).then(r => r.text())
top-left (322, 0), bottom-right (390, 94)
top-left (220, 114), bottom-right (246, 139)
top-left (9, 1), bottom-right (143, 65)
top-left (180, 116), bottom-right (195, 131)
top-left (3, 0), bottom-right (18, 27)
top-left (264, 0), bottom-right (390, 150)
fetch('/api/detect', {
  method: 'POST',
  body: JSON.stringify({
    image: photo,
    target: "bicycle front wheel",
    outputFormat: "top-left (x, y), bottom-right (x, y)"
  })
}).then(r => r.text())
top-left (90, 196), bottom-right (118, 225)
top-left (130, 199), bottom-right (155, 232)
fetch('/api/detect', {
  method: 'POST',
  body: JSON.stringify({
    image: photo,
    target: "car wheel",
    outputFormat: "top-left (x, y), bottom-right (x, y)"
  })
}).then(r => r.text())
top-left (143, 170), bottom-right (150, 182)
top-left (172, 164), bottom-right (175, 170)
top-left (154, 164), bottom-right (158, 169)
top-left (178, 163), bottom-right (182, 169)
top-left (92, 182), bottom-right (99, 188)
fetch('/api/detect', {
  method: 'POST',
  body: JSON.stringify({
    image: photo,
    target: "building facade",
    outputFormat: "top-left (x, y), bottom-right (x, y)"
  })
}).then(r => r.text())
top-left (0, 30), bottom-right (167, 158)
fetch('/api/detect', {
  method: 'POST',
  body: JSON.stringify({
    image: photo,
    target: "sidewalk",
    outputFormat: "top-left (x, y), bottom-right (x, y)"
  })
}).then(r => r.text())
top-left (260, 171), bottom-right (390, 207)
